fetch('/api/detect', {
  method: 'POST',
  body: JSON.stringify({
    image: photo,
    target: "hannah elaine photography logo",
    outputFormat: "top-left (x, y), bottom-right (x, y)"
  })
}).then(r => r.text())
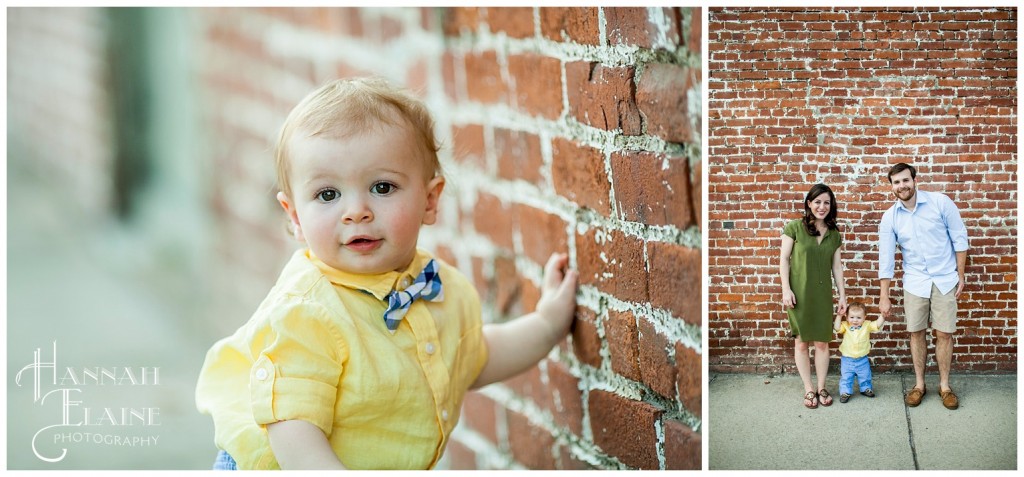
top-left (14, 342), bottom-right (163, 463)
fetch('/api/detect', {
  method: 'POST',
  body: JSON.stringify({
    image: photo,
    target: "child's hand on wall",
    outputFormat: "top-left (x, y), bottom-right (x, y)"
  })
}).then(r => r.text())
top-left (535, 253), bottom-right (579, 341)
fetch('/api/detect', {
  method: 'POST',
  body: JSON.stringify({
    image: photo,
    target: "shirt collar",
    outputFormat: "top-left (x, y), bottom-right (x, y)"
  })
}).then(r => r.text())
top-left (306, 249), bottom-right (434, 301)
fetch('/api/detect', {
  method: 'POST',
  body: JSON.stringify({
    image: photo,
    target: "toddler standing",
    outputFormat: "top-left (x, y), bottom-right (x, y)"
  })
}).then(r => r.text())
top-left (833, 301), bottom-right (886, 403)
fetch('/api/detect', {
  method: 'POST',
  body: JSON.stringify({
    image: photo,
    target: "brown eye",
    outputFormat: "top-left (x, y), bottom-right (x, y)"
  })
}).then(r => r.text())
top-left (317, 189), bottom-right (338, 202)
top-left (372, 182), bottom-right (395, 195)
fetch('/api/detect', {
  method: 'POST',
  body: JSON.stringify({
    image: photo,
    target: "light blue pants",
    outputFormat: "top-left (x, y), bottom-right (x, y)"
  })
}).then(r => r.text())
top-left (839, 355), bottom-right (872, 395)
top-left (213, 450), bottom-right (237, 470)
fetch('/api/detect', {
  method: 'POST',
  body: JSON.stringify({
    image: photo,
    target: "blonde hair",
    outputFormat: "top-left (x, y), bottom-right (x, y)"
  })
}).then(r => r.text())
top-left (274, 77), bottom-right (441, 197)
top-left (847, 301), bottom-right (866, 315)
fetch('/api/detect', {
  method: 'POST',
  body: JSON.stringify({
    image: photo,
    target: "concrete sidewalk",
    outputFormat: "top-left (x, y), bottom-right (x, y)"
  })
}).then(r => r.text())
top-left (709, 373), bottom-right (1017, 470)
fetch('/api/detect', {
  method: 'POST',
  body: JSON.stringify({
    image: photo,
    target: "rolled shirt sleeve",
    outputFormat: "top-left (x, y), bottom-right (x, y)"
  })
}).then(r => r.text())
top-left (249, 300), bottom-right (347, 437)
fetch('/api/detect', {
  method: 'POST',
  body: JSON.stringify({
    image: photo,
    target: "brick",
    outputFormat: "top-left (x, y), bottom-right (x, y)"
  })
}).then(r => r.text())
top-left (519, 277), bottom-right (541, 317)
top-left (507, 53), bottom-right (563, 119)
top-left (664, 420), bottom-right (701, 470)
top-left (611, 151), bottom-right (693, 229)
top-left (505, 364), bottom-right (547, 410)
top-left (441, 51), bottom-right (459, 100)
top-left (540, 7), bottom-right (600, 45)
top-left (576, 228), bottom-right (649, 303)
top-left (473, 193), bottom-right (514, 251)
top-left (514, 204), bottom-right (569, 265)
top-left (551, 137), bottom-right (612, 214)
top-left (507, 410), bottom-right (557, 469)
top-left (664, 7), bottom-right (685, 47)
top-left (461, 391), bottom-right (499, 444)
top-left (470, 256), bottom-right (487, 295)
top-left (571, 307), bottom-right (602, 367)
top-left (443, 7), bottom-right (481, 36)
top-left (691, 159), bottom-right (703, 226)
top-left (493, 255), bottom-right (521, 316)
top-left (637, 63), bottom-right (698, 143)
top-left (605, 310), bottom-right (642, 381)
top-left (648, 242), bottom-right (700, 324)
top-left (451, 124), bottom-right (486, 169)
top-left (495, 128), bottom-right (543, 184)
top-left (675, 343), bottom-right (701, 414)
top-left (558, 445), bottom-right (594, 470)
top-left (487, 7), bottom-right (535, 38)
top-left (464, 50), bottom-right (506, 104)
top-left (605, 7), bottom-right (658, 48)
top-left (638, 318), bottom-right (678, 399)
top-left (565, 62), bottom-right (642, 135)
top-left (378, 15), bottom-right (404, 42)
top-left (689, 7), bottom-right (702, 54)
top-left (588, 390), bottom-right (663, 469)
top-left (445, 440), bottom-right (478, 470)
top-left (547, 361), bottom-right (584, 435)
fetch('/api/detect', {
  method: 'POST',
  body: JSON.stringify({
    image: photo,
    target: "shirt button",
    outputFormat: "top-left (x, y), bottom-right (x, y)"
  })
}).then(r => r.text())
top-left (425, 343), bottom-right (435, 355)
top-left (255, 368), bottom-right (268, 381)
top-left (400, 276), bottom-right (412, 289)
top-left (441, 410), bottom-right (449, 421)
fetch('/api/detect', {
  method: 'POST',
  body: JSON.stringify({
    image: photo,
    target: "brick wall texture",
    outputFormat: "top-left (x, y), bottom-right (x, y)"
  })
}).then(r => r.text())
top-left (202, 7), bottom-right (701, 470)
top-left (8, 7), bottom-right (702, 470)
top-left (202, 7), bottom-right (699, 470)
top-left (708, 7), bottom-right (1017, 374)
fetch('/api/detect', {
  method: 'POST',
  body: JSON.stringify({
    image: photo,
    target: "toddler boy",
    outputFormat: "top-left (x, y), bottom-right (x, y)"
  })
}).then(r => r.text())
top-left (833, 301), bottom-right (885, 403)
top-left (196, 78), bottom-right (578, 469)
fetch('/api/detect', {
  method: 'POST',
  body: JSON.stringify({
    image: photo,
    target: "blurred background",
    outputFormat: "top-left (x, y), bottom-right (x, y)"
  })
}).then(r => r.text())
top-left (7, 7), bottom-right (702, 469)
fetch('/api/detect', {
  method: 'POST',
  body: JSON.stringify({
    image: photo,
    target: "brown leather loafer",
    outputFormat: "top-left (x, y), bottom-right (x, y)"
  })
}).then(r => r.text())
top-left (905, 387), bottom-right (926, 407)
top-left (940, 389), bottom-right (959, 410)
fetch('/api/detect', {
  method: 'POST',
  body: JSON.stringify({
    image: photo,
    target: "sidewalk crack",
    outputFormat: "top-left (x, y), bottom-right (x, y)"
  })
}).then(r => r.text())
top-left (902, 374), bottom-right (920, 470)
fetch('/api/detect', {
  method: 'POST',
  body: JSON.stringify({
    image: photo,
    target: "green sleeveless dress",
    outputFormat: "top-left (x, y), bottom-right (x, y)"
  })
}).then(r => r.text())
top-left (783, 219), bottom-right (842, 342)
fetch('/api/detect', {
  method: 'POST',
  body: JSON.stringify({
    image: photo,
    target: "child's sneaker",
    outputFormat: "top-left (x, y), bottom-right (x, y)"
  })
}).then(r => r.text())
top-left (839, 393), bottom-right (851, 403)
top-left (861, 389), bottom-right (875, 398)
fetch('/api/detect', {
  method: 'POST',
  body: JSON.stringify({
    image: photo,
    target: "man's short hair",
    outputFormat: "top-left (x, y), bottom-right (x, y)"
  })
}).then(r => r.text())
top-left (887, 163), bottom-right (916, 183)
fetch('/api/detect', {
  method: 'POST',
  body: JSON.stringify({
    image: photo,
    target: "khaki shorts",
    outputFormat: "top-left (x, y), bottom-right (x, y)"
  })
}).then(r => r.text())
top-left (904, 284), bottom-right (958, 334)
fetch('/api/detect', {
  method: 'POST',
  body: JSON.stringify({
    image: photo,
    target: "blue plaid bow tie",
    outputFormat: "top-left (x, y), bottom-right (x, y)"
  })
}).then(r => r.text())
top-left (850, 325), bottom-right (862, 331)
top-left (382, 259), bottom-right (444, 333)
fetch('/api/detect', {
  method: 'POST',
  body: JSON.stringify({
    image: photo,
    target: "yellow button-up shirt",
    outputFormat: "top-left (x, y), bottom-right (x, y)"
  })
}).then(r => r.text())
top-left (837, 320), bottom-right (881, 359)
top-left (196, 249), bottom-right (487, 469)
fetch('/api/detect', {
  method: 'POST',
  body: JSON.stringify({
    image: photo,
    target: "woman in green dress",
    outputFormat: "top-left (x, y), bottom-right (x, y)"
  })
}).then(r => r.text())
top-left (780, 184), bottom-right (848, 409)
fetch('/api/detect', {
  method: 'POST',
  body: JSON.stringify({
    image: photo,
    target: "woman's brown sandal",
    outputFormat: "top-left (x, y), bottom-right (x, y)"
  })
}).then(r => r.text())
top-left (818, 389), bottom-right (833, 407)
top-left (803, 391), bottom-right (819, 409)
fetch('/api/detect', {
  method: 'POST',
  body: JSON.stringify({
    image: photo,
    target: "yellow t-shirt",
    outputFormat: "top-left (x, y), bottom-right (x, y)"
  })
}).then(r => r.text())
top-left (195, 248), bottom-right (488, 469)
top-left (837, 320), bottom-right (881, 359)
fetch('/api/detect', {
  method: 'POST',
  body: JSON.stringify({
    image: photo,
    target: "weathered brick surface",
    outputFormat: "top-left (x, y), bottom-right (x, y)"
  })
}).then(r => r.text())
top-left (637, 63), bottom-right (698, 143)
top-left (709, 7), bottom-right (1017, 373)
top-left (664, 419), bottom-right (701, 470)
top-left (605, 310), bottom-right (642, 381)
top-left (540, 7), bottom-right (600, 45)
top-left (551, 137), bottom-right (613, 214)
top-left (565, 62), bottom-right (642, 135)
top-left (589, 390), bottom-right (663, 470)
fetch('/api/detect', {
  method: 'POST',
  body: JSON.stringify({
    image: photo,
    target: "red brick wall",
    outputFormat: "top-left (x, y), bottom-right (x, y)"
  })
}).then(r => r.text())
top-left (197, 7), bottom-right (701, 470)
top-left (708, 7), bottom-right (1017, 373)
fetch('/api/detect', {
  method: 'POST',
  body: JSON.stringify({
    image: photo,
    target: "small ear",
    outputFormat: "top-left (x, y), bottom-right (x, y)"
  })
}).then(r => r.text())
top-left (277, 191), bottom-right (305, 242)
top-left (421, 176), bottom-right (446, 226)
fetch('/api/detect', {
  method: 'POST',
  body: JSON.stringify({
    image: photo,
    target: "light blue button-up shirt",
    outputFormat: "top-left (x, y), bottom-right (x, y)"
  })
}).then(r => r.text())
top-left (878, 189), bottom-right (968, 298)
